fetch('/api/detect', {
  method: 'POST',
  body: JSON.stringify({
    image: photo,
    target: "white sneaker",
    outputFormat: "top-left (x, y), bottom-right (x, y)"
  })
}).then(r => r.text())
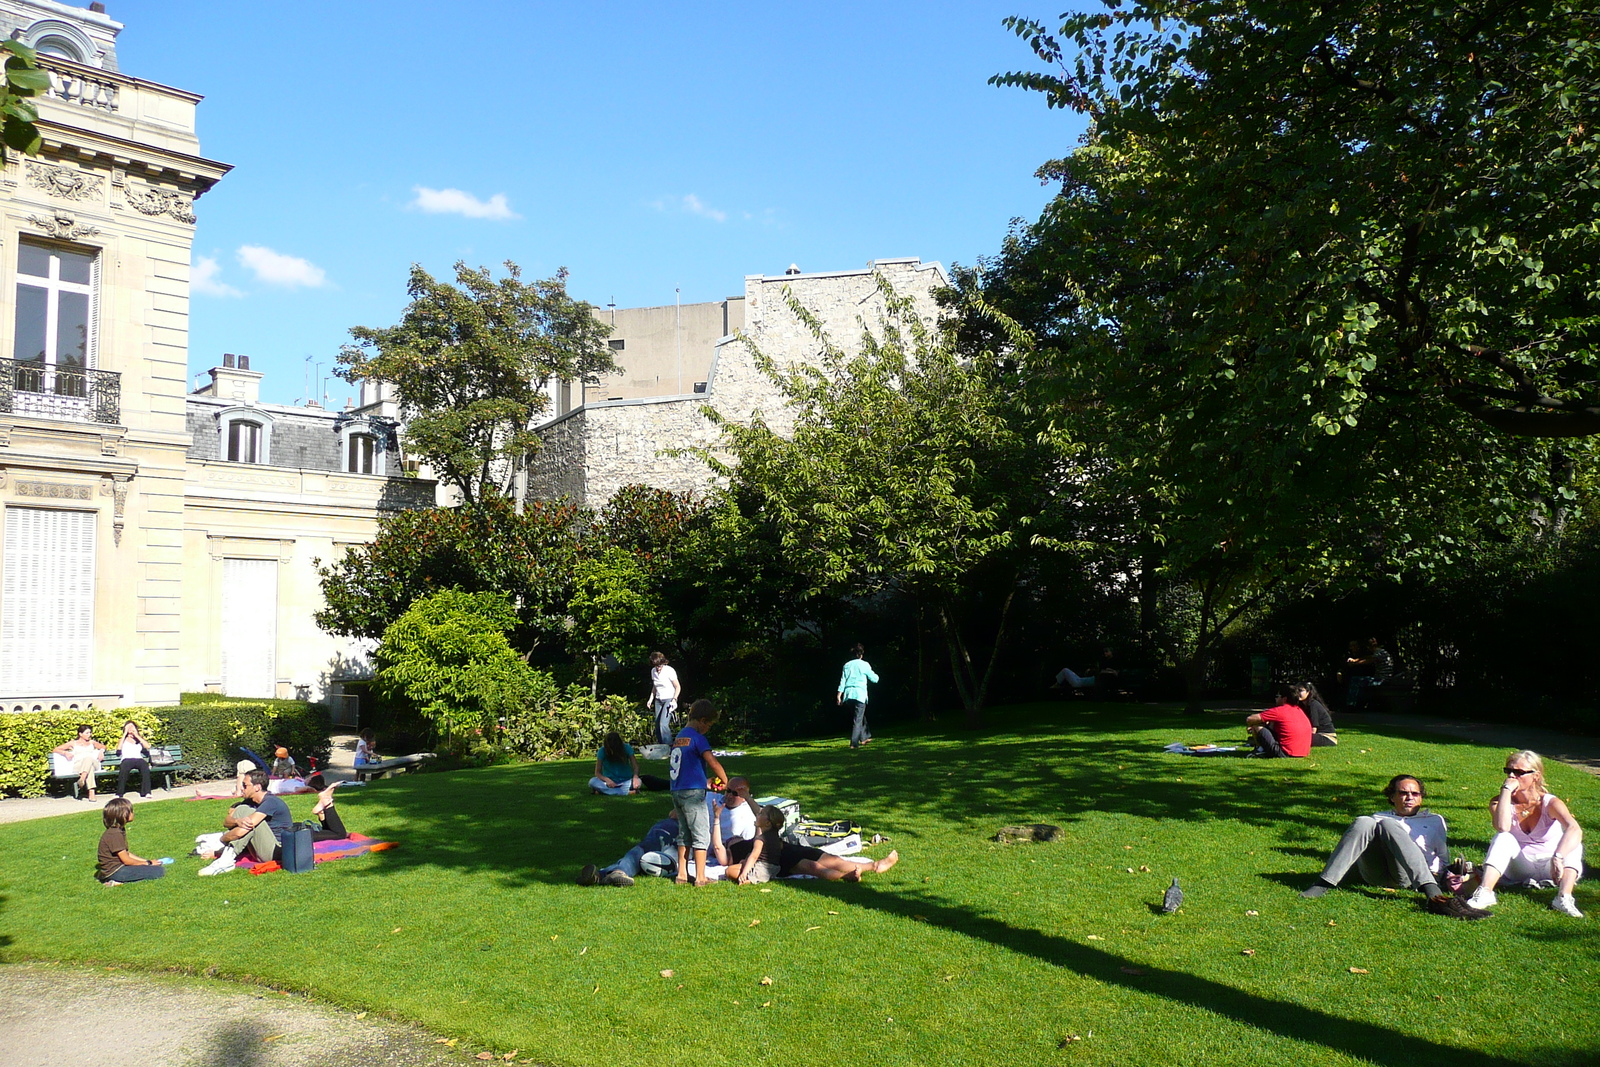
top-left (1467, 887), bottom-right (1497, 910)
top-left (198, 845), bottom-right (237, 876)
top-left (1550, 894), bottom-right (1584, 918)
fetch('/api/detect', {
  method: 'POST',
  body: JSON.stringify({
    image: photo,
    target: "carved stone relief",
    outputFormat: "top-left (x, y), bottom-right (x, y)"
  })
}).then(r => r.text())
top-left (27, 211), bottom-right (100, 240)
top-left (16, 480), bottom-right (92, 500)
top-left (124, 184), bottom-right (196, 224)
top-left (26, 160), bottom-right (104, 202)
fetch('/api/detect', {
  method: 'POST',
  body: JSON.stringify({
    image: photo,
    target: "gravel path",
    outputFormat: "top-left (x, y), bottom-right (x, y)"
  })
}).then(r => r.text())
top-left (0, 964), bottom-right (465, 1067)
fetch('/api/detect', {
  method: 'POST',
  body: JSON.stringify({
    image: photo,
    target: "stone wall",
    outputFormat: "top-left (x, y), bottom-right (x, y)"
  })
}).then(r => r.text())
top-left (528, 257), bottom-right (947, 508)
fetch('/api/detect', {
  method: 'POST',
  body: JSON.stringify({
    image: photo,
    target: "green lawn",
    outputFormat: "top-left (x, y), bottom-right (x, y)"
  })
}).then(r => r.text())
top-left (3, 703), bottom-right (1597, 1067)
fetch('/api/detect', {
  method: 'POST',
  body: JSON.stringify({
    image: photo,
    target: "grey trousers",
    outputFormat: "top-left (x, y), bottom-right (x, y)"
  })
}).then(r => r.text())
top-left (1318, 816), bottom-right (1436, 891)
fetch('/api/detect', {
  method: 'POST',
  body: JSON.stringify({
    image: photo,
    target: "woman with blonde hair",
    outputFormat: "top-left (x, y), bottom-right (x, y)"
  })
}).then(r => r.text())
top-left (1468, 750), bottom-right (1585, 917)
top-left (53, 724), bottom-right (106, 801)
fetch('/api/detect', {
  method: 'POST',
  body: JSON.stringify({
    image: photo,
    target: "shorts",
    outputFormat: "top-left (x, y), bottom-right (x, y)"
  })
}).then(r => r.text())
top-left (672, 789), bottom-right (710, 850)
top-left (778, 841), bottom-right (824, 877)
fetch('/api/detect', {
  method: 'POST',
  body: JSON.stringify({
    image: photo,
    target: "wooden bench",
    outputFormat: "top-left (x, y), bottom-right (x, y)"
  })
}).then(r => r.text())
top-left (51, 745), bottom-right (191, 798)
top-left (353, 753), bottom-right (437, 782)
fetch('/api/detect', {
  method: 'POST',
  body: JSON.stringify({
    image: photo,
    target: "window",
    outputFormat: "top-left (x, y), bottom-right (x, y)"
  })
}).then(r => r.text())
top-left (347, 433), bottom-right (376, 474)
top-left (608, 338), bottom-right (626, 351)
top-left (13, 240), bottom-right (97, 399)
top-left (33, 35), bottom-right (84, 61)
top-left (228, 419), bottom-right (262, 462)
top-left (0, 507), bottom-right (95, 691)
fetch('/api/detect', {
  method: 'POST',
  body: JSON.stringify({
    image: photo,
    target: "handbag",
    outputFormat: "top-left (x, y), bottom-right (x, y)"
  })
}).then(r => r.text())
top-left (280, 823), bottom-right (315, 874)
top-left (150, 746), bottom-right (178, 767)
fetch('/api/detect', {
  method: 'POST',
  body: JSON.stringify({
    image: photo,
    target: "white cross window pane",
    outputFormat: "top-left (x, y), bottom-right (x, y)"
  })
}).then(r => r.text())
top-left (12, 241), bottom-right (97, 402)
top-left (228, 420), bottom-right (261, 463)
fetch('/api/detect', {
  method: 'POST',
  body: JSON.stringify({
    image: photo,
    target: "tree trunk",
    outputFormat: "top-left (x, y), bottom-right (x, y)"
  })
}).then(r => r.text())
top-left (915, 604), bottom-right (936, 721)
top-left (937, 584), bottom-right (1020, 729)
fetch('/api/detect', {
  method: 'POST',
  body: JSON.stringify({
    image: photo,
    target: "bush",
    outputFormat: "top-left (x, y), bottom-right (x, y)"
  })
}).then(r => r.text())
top-left (502, 683), bottom-right (652, 762)
top-left (156, 700), bottom-right (333, 782)
top-left (0, 708), bottom-right (164, 798)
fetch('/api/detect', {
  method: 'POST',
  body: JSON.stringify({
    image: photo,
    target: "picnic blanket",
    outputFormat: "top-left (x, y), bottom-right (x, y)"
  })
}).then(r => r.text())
top-left (240, 832), bottom-right (396, 873)
top-left (1163, 742), bottom-right (1246, 756)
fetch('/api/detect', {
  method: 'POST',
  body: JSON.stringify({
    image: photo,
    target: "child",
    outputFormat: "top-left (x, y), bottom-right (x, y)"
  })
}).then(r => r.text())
top-left (97, 797), bottom-right (167, 886)
top-left (590, 731), bottom-right (641, 795)
top-left (670, 699), bottom-right (730, 887)
top-left (354, 729), bottom-right (378, 767)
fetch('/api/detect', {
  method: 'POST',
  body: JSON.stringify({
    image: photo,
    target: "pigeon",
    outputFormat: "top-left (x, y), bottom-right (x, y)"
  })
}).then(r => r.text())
top-left (1161, 877), bottom-right (1183, 914)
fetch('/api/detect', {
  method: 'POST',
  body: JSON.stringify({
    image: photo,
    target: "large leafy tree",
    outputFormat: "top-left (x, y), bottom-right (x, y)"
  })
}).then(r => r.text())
top-left (339, 262), bottom-right (616, 502)
top-left (967, 1), bottom-right (1600, 706)
top-left (709, 283), bottom-right (1071, 726)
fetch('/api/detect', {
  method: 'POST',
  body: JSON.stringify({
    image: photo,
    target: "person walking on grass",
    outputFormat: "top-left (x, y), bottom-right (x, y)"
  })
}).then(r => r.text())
top-left (649, 651), bottom-right (681, 746)
top-left (838, 643), bottom-right (879, 749)
top-left (97, 797), bottom-right (167, 886)
top-left (670, 700), bottom-right (730, 887)
top-left (54, 724), bottom-right (106, 801)
top-left (1301, 774), bottom-right (1485, 917)
top-left (1468, 750), bottom-right (1585, 918)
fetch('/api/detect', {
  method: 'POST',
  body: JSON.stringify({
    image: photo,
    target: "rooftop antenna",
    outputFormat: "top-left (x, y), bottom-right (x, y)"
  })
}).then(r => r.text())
top-left (303, 354), bottom-right (312, 406)
top-left (675, 286), bottom-right (682, 396)
top-left (607, 296), bottom-right (616, 327)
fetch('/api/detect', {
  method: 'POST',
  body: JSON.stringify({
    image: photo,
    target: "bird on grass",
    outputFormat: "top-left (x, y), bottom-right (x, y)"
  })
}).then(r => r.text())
top-left (1161, 878), bottom-right (1183, 914)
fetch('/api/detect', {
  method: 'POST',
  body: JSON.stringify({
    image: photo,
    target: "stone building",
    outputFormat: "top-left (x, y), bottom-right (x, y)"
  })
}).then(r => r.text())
top-left (0, 0), bottom-right (432, 713)
top-left (531, 257), bottom-right (947, 508)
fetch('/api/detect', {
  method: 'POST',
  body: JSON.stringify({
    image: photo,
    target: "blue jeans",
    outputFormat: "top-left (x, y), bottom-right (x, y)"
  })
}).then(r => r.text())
top-left (589, 777), bottom-right (632, 796)
top-left (654, 699), bottom-right (677, 745)
top-left (845, 699), bottom-right (871, 748)
top-left (602, 826), bottom-right (677, 878)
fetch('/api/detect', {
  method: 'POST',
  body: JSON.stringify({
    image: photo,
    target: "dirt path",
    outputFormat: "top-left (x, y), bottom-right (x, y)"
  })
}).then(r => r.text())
top-left (0, 964), bottom-right (467, 1067)
top-left (1338, 711), bottom-right (1600, 777)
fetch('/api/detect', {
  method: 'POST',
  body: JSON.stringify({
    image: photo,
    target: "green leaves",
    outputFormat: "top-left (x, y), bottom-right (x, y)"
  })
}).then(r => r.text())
top-left (0, 39), bottom-right (43, 163)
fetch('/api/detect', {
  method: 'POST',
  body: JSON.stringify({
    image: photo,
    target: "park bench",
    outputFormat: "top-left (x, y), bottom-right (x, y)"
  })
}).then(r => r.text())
top-left (49, 745), bottom-right (190, 799)
top-left (1363, 671), bottom-right (1417, 715)
top-left (353, 752), bottom-right (437, 782)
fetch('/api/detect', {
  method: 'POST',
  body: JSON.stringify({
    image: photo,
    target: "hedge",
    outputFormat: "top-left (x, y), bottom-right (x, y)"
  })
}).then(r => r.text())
top-left (157, 700), bottom-right (333, 782)
top-left (0, 701), bottom-right (332, 798)
top-left (0, 708), bottom-right (164, 798)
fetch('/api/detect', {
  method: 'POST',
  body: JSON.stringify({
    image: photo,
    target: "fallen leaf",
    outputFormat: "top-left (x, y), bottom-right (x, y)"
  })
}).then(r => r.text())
top-left (504, 1054), bottom-right (518, 1062)
top-left (1349, 967), bottom-right (1369, 974)
top-left (579, 946), bottom-right (588, 955)
top-left (1382, 887), bottom-right (1396, 893)
top-left (592, 985), bottom-right (599, 995)
top-left (660, 969), bottom-right (675, 978)
top-left (827, 910), bottom-right (839, 915)
top-left (1120, 966), bottom-right (1145, 975)
top-left (760, 976), bottom-right (774, 986)
top-left (477, 1053), bottom-right (494, 1061)
top-left (1434, 994), bottom-right (1445, 1001)
top-left (748, 919), bottom-right (761, 927)
top-left (1242, 949), bottom-right (1256, 956)
top-left (1327, 920), bottom-right (1337, 927)
top-left (760, 1001), bottom-right (771, 1008)
top-left (435, 1039), bottom-right (451, 1045)
top-left (731, 1000), bottom-right (740, 1005)
top-left (942, 974), bottom-right (956, 981)
top-left (354, 1012), bottom-right (367, 1019)
top-left (1124, 845), bottom-right (1134, 850)
top-left (262, 1035), bottom-right (284, 1043)
top-left (1245, 910), bottom-right (1259, 916)
top-left (550, 936), bottom-right (558, 941)
top-left (1138, 865), bottom-right (1151, 872)
top-left (1126, 867), bottom-right (1136, 873)
top-left (805, 925), bottom-right (822, 932)
top-left (1086, 935), bottom-right (1104, 941)
top-left (676, 984), bottom-right (683, 989)
top-left (759, 888), bottom-right (772, 893)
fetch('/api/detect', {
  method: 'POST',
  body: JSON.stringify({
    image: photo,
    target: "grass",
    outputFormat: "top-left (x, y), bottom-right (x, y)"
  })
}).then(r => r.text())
top-left (3, 702), bottom-right (1598, 1067)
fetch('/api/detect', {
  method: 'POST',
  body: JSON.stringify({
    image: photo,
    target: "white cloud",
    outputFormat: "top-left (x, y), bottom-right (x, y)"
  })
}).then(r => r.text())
top-left (191, 255), bottom-right (242, 297)
top-left (236, 245), bottom-right (328, 289)
top-left (649, 193), bottom-right (729, 223)
top-left (409, 186), bottom-right (520, 220)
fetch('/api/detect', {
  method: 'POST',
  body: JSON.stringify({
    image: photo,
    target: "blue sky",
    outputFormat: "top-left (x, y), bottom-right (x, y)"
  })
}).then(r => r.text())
top-left (116, 2), bottom-right (1086, 406)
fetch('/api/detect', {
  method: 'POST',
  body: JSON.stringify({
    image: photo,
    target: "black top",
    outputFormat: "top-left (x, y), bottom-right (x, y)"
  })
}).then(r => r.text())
top-left (1303, 698), bottom-right (1335, 733)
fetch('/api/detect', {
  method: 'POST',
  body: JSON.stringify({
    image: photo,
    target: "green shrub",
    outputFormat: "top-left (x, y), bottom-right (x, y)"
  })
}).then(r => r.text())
top-left (155, 700), bottom-right (333, 782)
top-left (502, 683), bottom-right (652, 762)
top-left (376, 589), bottom-right (546, 753)
top-left (0, 708), bottom-right (164, 798)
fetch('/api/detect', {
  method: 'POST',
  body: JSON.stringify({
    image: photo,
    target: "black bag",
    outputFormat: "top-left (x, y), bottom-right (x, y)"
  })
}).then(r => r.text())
top-left (281, 823), bottom-right (315, 873)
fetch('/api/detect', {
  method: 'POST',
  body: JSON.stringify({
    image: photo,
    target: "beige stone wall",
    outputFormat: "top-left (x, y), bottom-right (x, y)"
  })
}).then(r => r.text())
top-left (581, 298), bottom-right (745, 403)
top-left (529, 258), bottom-right (947, 508)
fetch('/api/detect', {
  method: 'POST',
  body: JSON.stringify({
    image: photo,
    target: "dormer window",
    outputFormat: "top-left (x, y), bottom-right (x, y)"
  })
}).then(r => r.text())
top-left (337, 418), bottom-right (388, 476)
top-left (217, 407), bottom-right (273, 464)
top-left (34, 35), bottom-right (85, 61)
top-left (347, 433), bottom-right (376, 474)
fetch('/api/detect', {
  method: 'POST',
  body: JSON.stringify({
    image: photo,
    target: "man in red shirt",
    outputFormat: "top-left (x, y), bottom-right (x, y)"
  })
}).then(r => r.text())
top-left (1247, 691), bottom-right (1313, 758)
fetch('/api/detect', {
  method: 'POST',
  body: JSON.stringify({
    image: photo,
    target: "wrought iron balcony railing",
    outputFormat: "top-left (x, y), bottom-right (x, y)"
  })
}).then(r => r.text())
top-left (0, 358), bottom-right (121, 425)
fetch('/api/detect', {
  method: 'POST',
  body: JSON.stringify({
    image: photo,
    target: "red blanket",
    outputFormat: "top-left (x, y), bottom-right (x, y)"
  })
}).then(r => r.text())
top-left (240, 832), bottom-right (396, 873)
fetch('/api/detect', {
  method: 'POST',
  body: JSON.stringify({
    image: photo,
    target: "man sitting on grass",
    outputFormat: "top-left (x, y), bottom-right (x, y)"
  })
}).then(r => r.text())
top-left (1301, 773), bottom-right (1485, 918)
top-left (1245, 689), bottom-right (1313, 758)
top-left (199, 773), bottom-right (349, 875)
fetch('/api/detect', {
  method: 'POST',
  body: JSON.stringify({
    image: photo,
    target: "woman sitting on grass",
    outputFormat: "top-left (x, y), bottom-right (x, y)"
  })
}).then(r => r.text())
top-left (1293, 681), bottom-right (1338, 747)
top-left (590, 731), bottom-right (642, 796)
top-left (1468, 750), bottom-right (1585, 918)
top-left (97, 797), bottom-right (166, 886)
top-left (731, 807), bottom-right (898, 884)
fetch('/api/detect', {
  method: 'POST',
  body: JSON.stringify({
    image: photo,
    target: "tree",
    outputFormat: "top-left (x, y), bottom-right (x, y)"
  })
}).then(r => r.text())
top-left (315, 495), bottom-right (588, 655)
top-left (0, 40), bottom-right (46, 162)
top-left (992, 1), bottom-right (1600, 438)
top-left (338, 262), bottom-right (616, 502)
top-left (965, 1), bottom-right (1600, 706)
top-left (568, 546), bottom-right (669, 694)
top-left (708, 280), bottom-right (1069, 726)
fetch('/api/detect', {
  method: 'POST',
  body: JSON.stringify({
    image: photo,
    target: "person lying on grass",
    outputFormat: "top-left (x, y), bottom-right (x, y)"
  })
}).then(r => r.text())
top-left (198, 774), bottom-right (349, 875)
top-left (1467, 750), bottom-right (1585, 918)
top-left (1245, 688), bottom-right (1313, 758)
top-left (97, 797), bottom-right (167, 887)
top-left (670, 700), bottom-right (732, 887)
top-left (729, 806), bottom-right (899, 884)
top-left (579, 809), bottom-right (680, 887)
top-left (1300, 774), bottom-right (1485, 917)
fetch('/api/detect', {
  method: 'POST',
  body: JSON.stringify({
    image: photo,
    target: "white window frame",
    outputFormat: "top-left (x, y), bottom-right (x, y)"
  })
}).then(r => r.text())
top-left (337, 418), bottom-right (387, 475)
top-left (13, 239), bottom-right (100, 397)
top-left (216, 406), bottom-right (273, 464)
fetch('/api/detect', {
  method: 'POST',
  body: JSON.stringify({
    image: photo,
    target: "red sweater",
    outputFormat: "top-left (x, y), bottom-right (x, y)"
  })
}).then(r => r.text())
top-left (1260, 704), bottom-right (1313, 757)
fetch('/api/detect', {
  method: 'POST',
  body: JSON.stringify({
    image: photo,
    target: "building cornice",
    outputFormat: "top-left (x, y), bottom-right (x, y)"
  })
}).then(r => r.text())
top-left (33, 119), bottom-right (232, 194)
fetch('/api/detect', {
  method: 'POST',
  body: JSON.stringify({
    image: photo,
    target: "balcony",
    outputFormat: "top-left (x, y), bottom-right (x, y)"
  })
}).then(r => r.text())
top-left (0, 358), bottom-right (120, 425)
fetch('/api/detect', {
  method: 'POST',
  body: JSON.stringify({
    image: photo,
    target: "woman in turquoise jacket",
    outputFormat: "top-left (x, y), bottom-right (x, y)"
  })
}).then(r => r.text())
top-left (837, 643), bottom-right (880, 749)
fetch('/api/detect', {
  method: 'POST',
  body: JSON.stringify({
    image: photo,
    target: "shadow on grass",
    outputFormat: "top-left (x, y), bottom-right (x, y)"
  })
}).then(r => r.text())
top-left (787, 878), bottom-right (1527, 1067)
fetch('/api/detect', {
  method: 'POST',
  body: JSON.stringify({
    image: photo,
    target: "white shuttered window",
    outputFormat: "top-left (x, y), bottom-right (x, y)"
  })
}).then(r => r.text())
top-left (0, 507), bottom-right (96, 690)
top-left (221, 557), bottom-right (277, 698)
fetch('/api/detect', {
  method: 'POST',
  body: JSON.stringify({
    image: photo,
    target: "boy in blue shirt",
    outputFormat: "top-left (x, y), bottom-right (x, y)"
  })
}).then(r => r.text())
top-left (670, 699), bottom-right (730, 886)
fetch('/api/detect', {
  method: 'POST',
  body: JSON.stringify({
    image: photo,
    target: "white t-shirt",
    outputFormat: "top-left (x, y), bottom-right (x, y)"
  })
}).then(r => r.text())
top-left (707, 796), bottom-right (757, 843)
top-left (355, 738), bottom-right (374, 764)
top-left (651, 664), bottom-right (680, 701)
top-left (119, 738), bottom-right (145, 760)
top-left (1372, 809), bottom-right (1449, 874)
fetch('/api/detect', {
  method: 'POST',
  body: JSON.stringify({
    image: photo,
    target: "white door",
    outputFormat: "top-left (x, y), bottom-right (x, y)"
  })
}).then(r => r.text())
top-left (0, 506), bottom-right (96, 691)
top-left (221, 557), bottom-right (277, 697)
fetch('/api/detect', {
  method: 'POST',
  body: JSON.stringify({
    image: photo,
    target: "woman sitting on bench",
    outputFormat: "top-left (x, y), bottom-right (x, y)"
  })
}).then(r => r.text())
top-left (55, 725), bottom-right (106, 801)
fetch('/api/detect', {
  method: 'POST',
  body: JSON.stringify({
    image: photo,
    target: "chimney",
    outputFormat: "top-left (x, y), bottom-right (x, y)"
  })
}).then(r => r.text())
top-left (204, 355), bottom-right (264, 405)
top-left (223, 353), bottom-right (236, 368)
top-left (238, 354), bottom-right (251, 370)
top-left (90, 2), bottom-right (105, 11)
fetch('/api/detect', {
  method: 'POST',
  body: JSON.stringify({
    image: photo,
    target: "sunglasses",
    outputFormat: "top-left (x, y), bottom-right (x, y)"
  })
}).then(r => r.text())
top-left (1505, 768), bottom-right (1534, 776)
top-left (1395, 790), bottom-right (1422, 797)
